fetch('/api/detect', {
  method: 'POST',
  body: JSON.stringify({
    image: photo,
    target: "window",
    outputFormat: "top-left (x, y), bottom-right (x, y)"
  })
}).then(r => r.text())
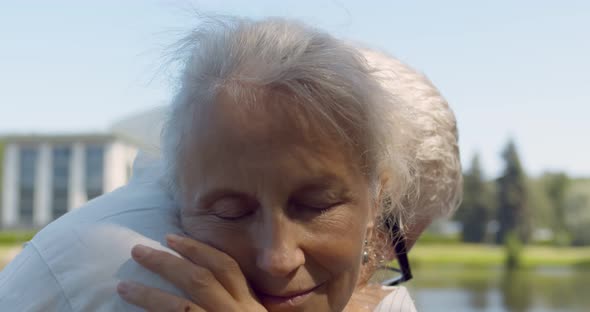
top-left (19, 146), bottom-right (38, 225)
top-left (52, 146), bottom-right (70, 218)
top-left (85, 145), bottom-right (104, 200)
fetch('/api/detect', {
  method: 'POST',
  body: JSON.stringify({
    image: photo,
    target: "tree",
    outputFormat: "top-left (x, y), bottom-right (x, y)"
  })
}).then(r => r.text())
top-left (0, 140), bottom-right (4, 227)
top-left (456, 154), bottom-right (493, 243)
top-left (526, 177), bottom-right (553, 238)
top-left (564, 178), bottom-right (590, 246)
top-left (496, 140), bottom-right (529, 244)
top-left (543, 172), bottom-right (571, 245)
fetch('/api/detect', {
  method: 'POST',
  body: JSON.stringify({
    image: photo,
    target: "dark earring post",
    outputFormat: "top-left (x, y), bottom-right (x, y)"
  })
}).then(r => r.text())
top-left (382, 219), bottom-right (413, 286)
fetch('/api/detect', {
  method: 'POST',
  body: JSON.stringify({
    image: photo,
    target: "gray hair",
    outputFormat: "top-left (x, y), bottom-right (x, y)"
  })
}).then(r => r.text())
top-left (360, 48), bottom-right (463, 230)
top-left (161, 16), bottom-right (418, 230)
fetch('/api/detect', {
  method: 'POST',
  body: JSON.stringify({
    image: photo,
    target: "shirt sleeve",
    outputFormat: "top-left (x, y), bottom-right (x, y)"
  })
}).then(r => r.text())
top-left (0, 243), bottom-right (73, 312)
top-left (373, 286), bottom-right (418, 312)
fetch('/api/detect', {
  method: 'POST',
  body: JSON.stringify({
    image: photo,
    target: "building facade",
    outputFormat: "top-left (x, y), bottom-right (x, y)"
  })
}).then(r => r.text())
top-left (1, 134), bottom-right (137, 229)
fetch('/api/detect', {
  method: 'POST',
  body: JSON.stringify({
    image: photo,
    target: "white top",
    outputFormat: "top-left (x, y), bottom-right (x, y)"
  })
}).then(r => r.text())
top-left (374, 286), bottom-right (417, 312)
top-left (0, 153), bottom-right (417, 312)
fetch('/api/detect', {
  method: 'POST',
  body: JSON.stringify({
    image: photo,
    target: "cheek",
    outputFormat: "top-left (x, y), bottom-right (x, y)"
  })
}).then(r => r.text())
top-left (307, 209), bottom-right (366, 268)
top-left (305, 207), bottom-right (369, 307)
top-left (180, 214), bottom-right (250, 251)
top-left (180, 213), bottom-right (260, 274)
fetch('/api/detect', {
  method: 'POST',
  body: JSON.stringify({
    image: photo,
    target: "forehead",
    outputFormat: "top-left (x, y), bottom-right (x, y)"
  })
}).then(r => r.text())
top-left (187, 87), bottom-right (362, 159)
top-left (178, 89), bottom-right (367, 196)
top-left (192, 89), bottom-right (320, 147)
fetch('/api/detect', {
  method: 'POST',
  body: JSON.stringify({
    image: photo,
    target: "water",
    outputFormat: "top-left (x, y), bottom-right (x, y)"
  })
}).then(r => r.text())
top-left (405, 267), bottom-right (590, 312)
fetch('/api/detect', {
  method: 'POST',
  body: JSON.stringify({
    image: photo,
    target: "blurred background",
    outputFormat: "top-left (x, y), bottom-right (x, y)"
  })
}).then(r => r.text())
top-left (1, 1), bottom-right (589, 311)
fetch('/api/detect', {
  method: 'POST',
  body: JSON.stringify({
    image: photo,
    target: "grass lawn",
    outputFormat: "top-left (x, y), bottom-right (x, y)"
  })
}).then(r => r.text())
top-left (410, 243), bottom-right (590, 268)
top-left (0, 245), bottom-right (23, 269)
top-left (3, 238), bottom-right (590, 270)
top-left (0, 230), bottom-right (35, 269)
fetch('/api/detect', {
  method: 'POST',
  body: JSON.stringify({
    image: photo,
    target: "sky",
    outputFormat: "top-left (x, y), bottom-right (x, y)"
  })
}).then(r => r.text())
top-left (1, 0), bottom-right (589, 178)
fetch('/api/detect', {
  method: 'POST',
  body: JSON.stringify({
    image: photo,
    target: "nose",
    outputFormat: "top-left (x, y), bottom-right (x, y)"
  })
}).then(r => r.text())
top-left (255, 213), bottom-right (305, 277)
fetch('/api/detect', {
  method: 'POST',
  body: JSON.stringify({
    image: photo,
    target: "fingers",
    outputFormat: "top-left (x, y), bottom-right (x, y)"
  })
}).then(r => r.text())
top-left (166, 235), bottom-right (252, 300)
top-left (130, 245), bottom-right (237, 311)
top-left (117, 281), bottom-right (205, 312)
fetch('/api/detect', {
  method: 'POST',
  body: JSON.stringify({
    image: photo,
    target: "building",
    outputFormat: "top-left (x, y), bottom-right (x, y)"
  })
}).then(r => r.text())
top-left (1, 134), bottom-right (137, 229)
top-left (0, 107), bottom-right (166, 229)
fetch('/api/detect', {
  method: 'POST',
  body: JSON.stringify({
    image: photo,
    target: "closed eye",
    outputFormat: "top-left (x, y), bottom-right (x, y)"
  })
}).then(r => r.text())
top-left (290, 199), bottom-right (345, 212)
top-left (289, 185), bottom-right (351, 214)
top-left (209, 196), bottom-right (256, 220)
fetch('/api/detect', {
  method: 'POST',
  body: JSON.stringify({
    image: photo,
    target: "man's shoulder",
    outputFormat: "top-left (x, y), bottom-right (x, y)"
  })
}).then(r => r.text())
top-left (20, 178), bottom-right (183, 310)
top-left (27, 221), bottom-right (181, 311)
top-left (33, 174), bottom-right (178, 244)
top-left (0, 242), bottom-right (73, 311)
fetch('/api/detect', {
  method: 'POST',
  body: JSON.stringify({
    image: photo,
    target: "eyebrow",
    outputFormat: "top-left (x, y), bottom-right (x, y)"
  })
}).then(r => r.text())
top-left (295, 178), bottom-right (342, 191)
top-left (291, 174), bottom-right (354, 198)
top-left (191, 173), bottom-right (353, 207)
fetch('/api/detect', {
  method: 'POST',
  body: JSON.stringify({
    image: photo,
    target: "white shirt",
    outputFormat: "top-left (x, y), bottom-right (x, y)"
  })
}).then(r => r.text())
top-left (0, 153), bottom-right (416, 312)
top-left (374, 287), bottom-right (417, 312)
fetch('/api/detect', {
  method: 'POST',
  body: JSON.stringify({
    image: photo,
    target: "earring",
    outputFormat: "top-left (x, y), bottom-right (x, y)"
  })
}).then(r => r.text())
top-left (362, 240), bottom-right (369, 265)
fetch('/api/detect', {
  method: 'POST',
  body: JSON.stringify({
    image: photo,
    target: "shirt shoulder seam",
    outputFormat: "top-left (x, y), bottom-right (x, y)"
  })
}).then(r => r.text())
top-left (29, 240), bottom-right (75, 312)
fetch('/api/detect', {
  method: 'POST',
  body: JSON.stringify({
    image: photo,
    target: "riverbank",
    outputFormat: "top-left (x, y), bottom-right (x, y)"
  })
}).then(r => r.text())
top-left (410, 243), bottom-right (590, 268)
top-left (2, 237), bottom-right (590, 270)
top-left (0, 245), bottom-right (22, 269)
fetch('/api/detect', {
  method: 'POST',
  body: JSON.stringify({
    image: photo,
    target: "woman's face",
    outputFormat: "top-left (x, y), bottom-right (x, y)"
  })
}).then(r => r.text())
top-left (179, 95), bottom-right (374, 312)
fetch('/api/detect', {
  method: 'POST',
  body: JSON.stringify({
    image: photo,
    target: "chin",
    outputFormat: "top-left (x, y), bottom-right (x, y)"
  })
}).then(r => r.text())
top-left (256, 283), bottom-right (335, 312)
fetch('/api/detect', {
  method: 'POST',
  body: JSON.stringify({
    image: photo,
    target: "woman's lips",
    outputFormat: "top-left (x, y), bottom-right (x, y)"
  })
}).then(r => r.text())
top-left (257, 283), bottom-right (323, 308)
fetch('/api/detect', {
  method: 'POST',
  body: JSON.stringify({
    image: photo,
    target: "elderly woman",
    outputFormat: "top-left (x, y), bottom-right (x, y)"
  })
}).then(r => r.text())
top-left (0, 17), bottom-right (461, 312)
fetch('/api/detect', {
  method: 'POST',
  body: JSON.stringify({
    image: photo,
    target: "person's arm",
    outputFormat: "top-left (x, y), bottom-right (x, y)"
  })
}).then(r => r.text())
top-left (0, 243), bottom-right (72, 311)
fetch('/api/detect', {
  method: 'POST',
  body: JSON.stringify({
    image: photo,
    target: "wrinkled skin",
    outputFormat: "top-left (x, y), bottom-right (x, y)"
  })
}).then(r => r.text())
top-left (176, 94), bottom-right (374, 312)
top-left (117, 89), bottom-right (432, 309)
top-left (118, 238), bottom-right (394, 312)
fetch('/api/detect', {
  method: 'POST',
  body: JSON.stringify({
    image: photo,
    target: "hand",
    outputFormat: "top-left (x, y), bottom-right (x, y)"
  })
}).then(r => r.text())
top-left (117, 234), bottom-right (267, 312)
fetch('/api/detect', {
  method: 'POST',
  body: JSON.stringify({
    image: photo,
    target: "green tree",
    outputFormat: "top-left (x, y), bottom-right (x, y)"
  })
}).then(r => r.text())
top-left (526, 177), bottom-right (553, 237)
top-left (564, 178), bottom-right (590, 245)
top-left (543, 172), bottom-right (571, 245)
top-left (0, 140), bottom-right (4, 227)
top-left (456, 154), bottom-right (493, 243)
top-left (496, 140), bottom-right (529, 244)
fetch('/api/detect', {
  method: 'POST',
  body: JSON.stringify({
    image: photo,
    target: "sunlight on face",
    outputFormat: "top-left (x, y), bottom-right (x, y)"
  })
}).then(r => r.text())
top-left (178, 92), bottom-right (374, 312)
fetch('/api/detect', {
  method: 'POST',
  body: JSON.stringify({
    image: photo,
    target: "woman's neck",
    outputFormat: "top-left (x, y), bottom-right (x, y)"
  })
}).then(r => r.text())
top-left (344, 283), bottom-right (392, 312)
